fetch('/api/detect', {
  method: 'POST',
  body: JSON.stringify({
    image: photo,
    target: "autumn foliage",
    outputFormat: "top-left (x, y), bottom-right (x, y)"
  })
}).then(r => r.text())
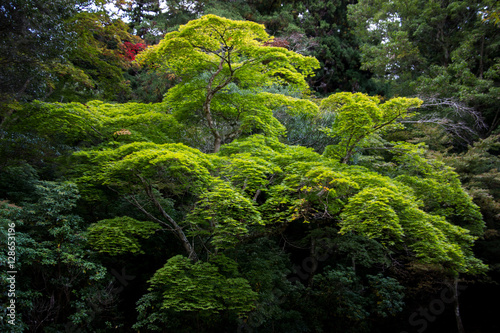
top-left (120, 41), bottom-right (147, 61)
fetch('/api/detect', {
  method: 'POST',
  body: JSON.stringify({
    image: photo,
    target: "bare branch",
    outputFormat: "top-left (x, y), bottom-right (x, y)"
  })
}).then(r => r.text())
top-left (124, 194), bottom-right (175, 232)
top-left (402, 96), bottom-right (487, 143)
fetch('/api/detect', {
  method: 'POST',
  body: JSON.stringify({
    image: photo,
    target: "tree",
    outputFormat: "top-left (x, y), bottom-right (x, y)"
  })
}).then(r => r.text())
top-left (198, 0), bottom-right (380, 95)
top-left (320, 92), bottom-right (422, 163)
top-left (18, 94), bottom-right (486, 331)
top-left (138, 14), bottom-right (319, 152)
top-left (114, 0), bottom-right (162, 38)
top-left (0, 0), bottom-right (83, 102)
top-left (58, 11), bottom-right (145, 102)
top-left (349, 0), bottom-right (500, 136)
top-left (3, 10), bottom-right (493, 331)
top-left (381, 141), bottom-right (488, 333)
top-left (0, 182), bottom-right (111, 332)
top-left (134, 254), bottom-right (257, 331)
top-left (290, 0), bottom-right (376, 94)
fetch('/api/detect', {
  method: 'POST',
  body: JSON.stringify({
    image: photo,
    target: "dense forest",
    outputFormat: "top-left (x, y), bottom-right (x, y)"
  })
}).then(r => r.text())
top-left (1, 1), bottom-right (499, 332)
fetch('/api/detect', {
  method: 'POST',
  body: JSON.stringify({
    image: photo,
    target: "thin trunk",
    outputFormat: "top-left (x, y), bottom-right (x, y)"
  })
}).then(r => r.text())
top-left (213, 133), bottom-right (222, 153)
top-left (342, 150), bottom-right (353, 164)
top-left (448, 277), bottom-right (465, 333)
top-left (136, 175), bottom-right (199, 261)
top-left (0, 107), bottom-right (14, 133)
top-left (479, 34), bottom-right (485, 79)
top-left (437, 25), bottom-right (449, 67)
top-left (150, 190), bottom-right (198, 261)
top-left (487, 110), bottom-right (499, 136)
top-left (16, 77), bottom-right (31, 98)
top-left (253, 189), bottom-right (261, 202)
top-left (203, 54), bottom-right (233, 153)
top-left (307, 236), bottom-right (318, 287)
top-left (203, 89), bottom-right (222, 153)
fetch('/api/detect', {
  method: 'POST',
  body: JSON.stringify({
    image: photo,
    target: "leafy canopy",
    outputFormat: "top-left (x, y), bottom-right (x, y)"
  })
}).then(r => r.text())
top-left (138, 14), bottom-right (320, 152)
top-left (138, 14), bottom-right (318, 89)
top-left (144, 254), bottom-right (257, 314)
top-left (320, 92), bottom-right (422, 163)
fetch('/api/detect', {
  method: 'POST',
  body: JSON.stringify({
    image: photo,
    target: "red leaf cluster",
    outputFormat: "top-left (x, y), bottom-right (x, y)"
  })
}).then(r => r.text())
top-left (120, 41), bottom-right (147, 61)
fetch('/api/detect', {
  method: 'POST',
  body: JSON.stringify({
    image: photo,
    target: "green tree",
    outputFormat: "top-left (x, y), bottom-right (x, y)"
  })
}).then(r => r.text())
top-left (291, 0), bottom-right (376, 94)
top-left (3, 10), bottom-right (492, 331)
top-left (0, 182), bottom-right (111, 332)
top-left (114, 0), bottom-right (162, 38)
top-left (436, 135), bottom-right (500, 284)
top-left (134, 254), bottom-right (257, 331)
top-left (349, 0), bottom-right (500, 136)
top-left (57, 11), bottom-right (145, 102)
top-left (199, 0), bottom-right (379, 95)
top-left (0, 0), bottom-right (87, 102)
top-left (43, 116), bottom-right (485, 332)
top-left (6, 100), bottom-right (180, 147)
top-left (138, 14), bottom-right (319, 152)
top-left (320, 92), bottom-right (422, 163)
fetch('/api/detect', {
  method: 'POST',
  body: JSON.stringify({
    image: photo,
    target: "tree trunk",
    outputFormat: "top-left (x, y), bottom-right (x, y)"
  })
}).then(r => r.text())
top-left (151, 193), bottom-right (199, 261)
top-left (203, 56), bottom-right (233, 153)
top-left (479, 34), bottom-right (485, 79)
top-left (136, 176), bottom-right (199, 261)
top-left (213, 129), bottom-right (222, 153)
top-left (202, 94), bottom-right (222, 153)
top-left (307, 235), bottom-right (318, 287)
top-left (448, 277), bottom-right (465, 333)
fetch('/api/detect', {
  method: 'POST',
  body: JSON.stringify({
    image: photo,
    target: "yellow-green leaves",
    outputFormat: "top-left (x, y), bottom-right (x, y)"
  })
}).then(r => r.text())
top-left (78, 142), bottom-right (214, 195)
top-left (219, 153), bottom-right (282, 196)
top-left (320, 92), bottom-right (422, 163)
top-left (391, 142), bottom-right (485, 237)
top-left (185, 180), bottom-right (263, 249)
top-left (146, 255), bottom-right (257, 314)
top-left (138, 14), bottom-right (319, 151)
top-left (138, 14), bottom-right (318, 88)
top-left (87, 216), bottom-right (160, 255)
top-left (13, 100), bottom-right (180, 146)
top-left (339, 181), bottom-right (482, 274)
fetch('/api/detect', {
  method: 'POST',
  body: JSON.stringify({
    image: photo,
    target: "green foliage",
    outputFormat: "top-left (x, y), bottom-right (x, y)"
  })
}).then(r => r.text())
top-left (333, 233), bottom-right (391, 269)
top-left (219, 153), bottom-right (281, 196)
top-left (349, 0), bottom-right (500, 134)
top-left (224, 238), bottom-right (303, 331)
top-left (87, 216), bottom-right (160, 255)
top-left (339, 185), bottom-right (478, 274)
top-left (58, 11), bottom-right (144, 102)
top-left (309, 265), bottom-right (405, 332)
top-left (136, 254), bottom-right (256, 327)
top-left (138, 15), bottom-right (318, 88)
top-left (9, 100), bottom-right (180, 146)
top-left (0, 0), bottom-right (90, 102)
top-left (2, 8), bottom-right (496, 332)
top-left (366, 273), bottom-right (406, 317)
top-left (218, 134), bottom-right (288, 159)
top-left (340, 187), bottom-right (406, 246)
top-left (292, 0), bottom-right (377, 94)
top-left (274, 101), bottom-right (337, 153)
top-left (0, 181), bottom-right (109, 332)
top-left (215, 0), bottom-right (379, 94)
top-left (185, 180), bottom-right (263, 249)
top-left (359, 30), bottom-right (424, 81)
top-left (0, 163), bottom-right (39, 203)
top-left (320, 92), bottom-right (422, 163)
top-left (438, 134), bottom-right (500, 229)
top-left (82, 141), bottom-right (214, 194)
top-left (138, 14), bottom-right (319, 151)
top-left (391, 142), bottom-right (485, 237)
